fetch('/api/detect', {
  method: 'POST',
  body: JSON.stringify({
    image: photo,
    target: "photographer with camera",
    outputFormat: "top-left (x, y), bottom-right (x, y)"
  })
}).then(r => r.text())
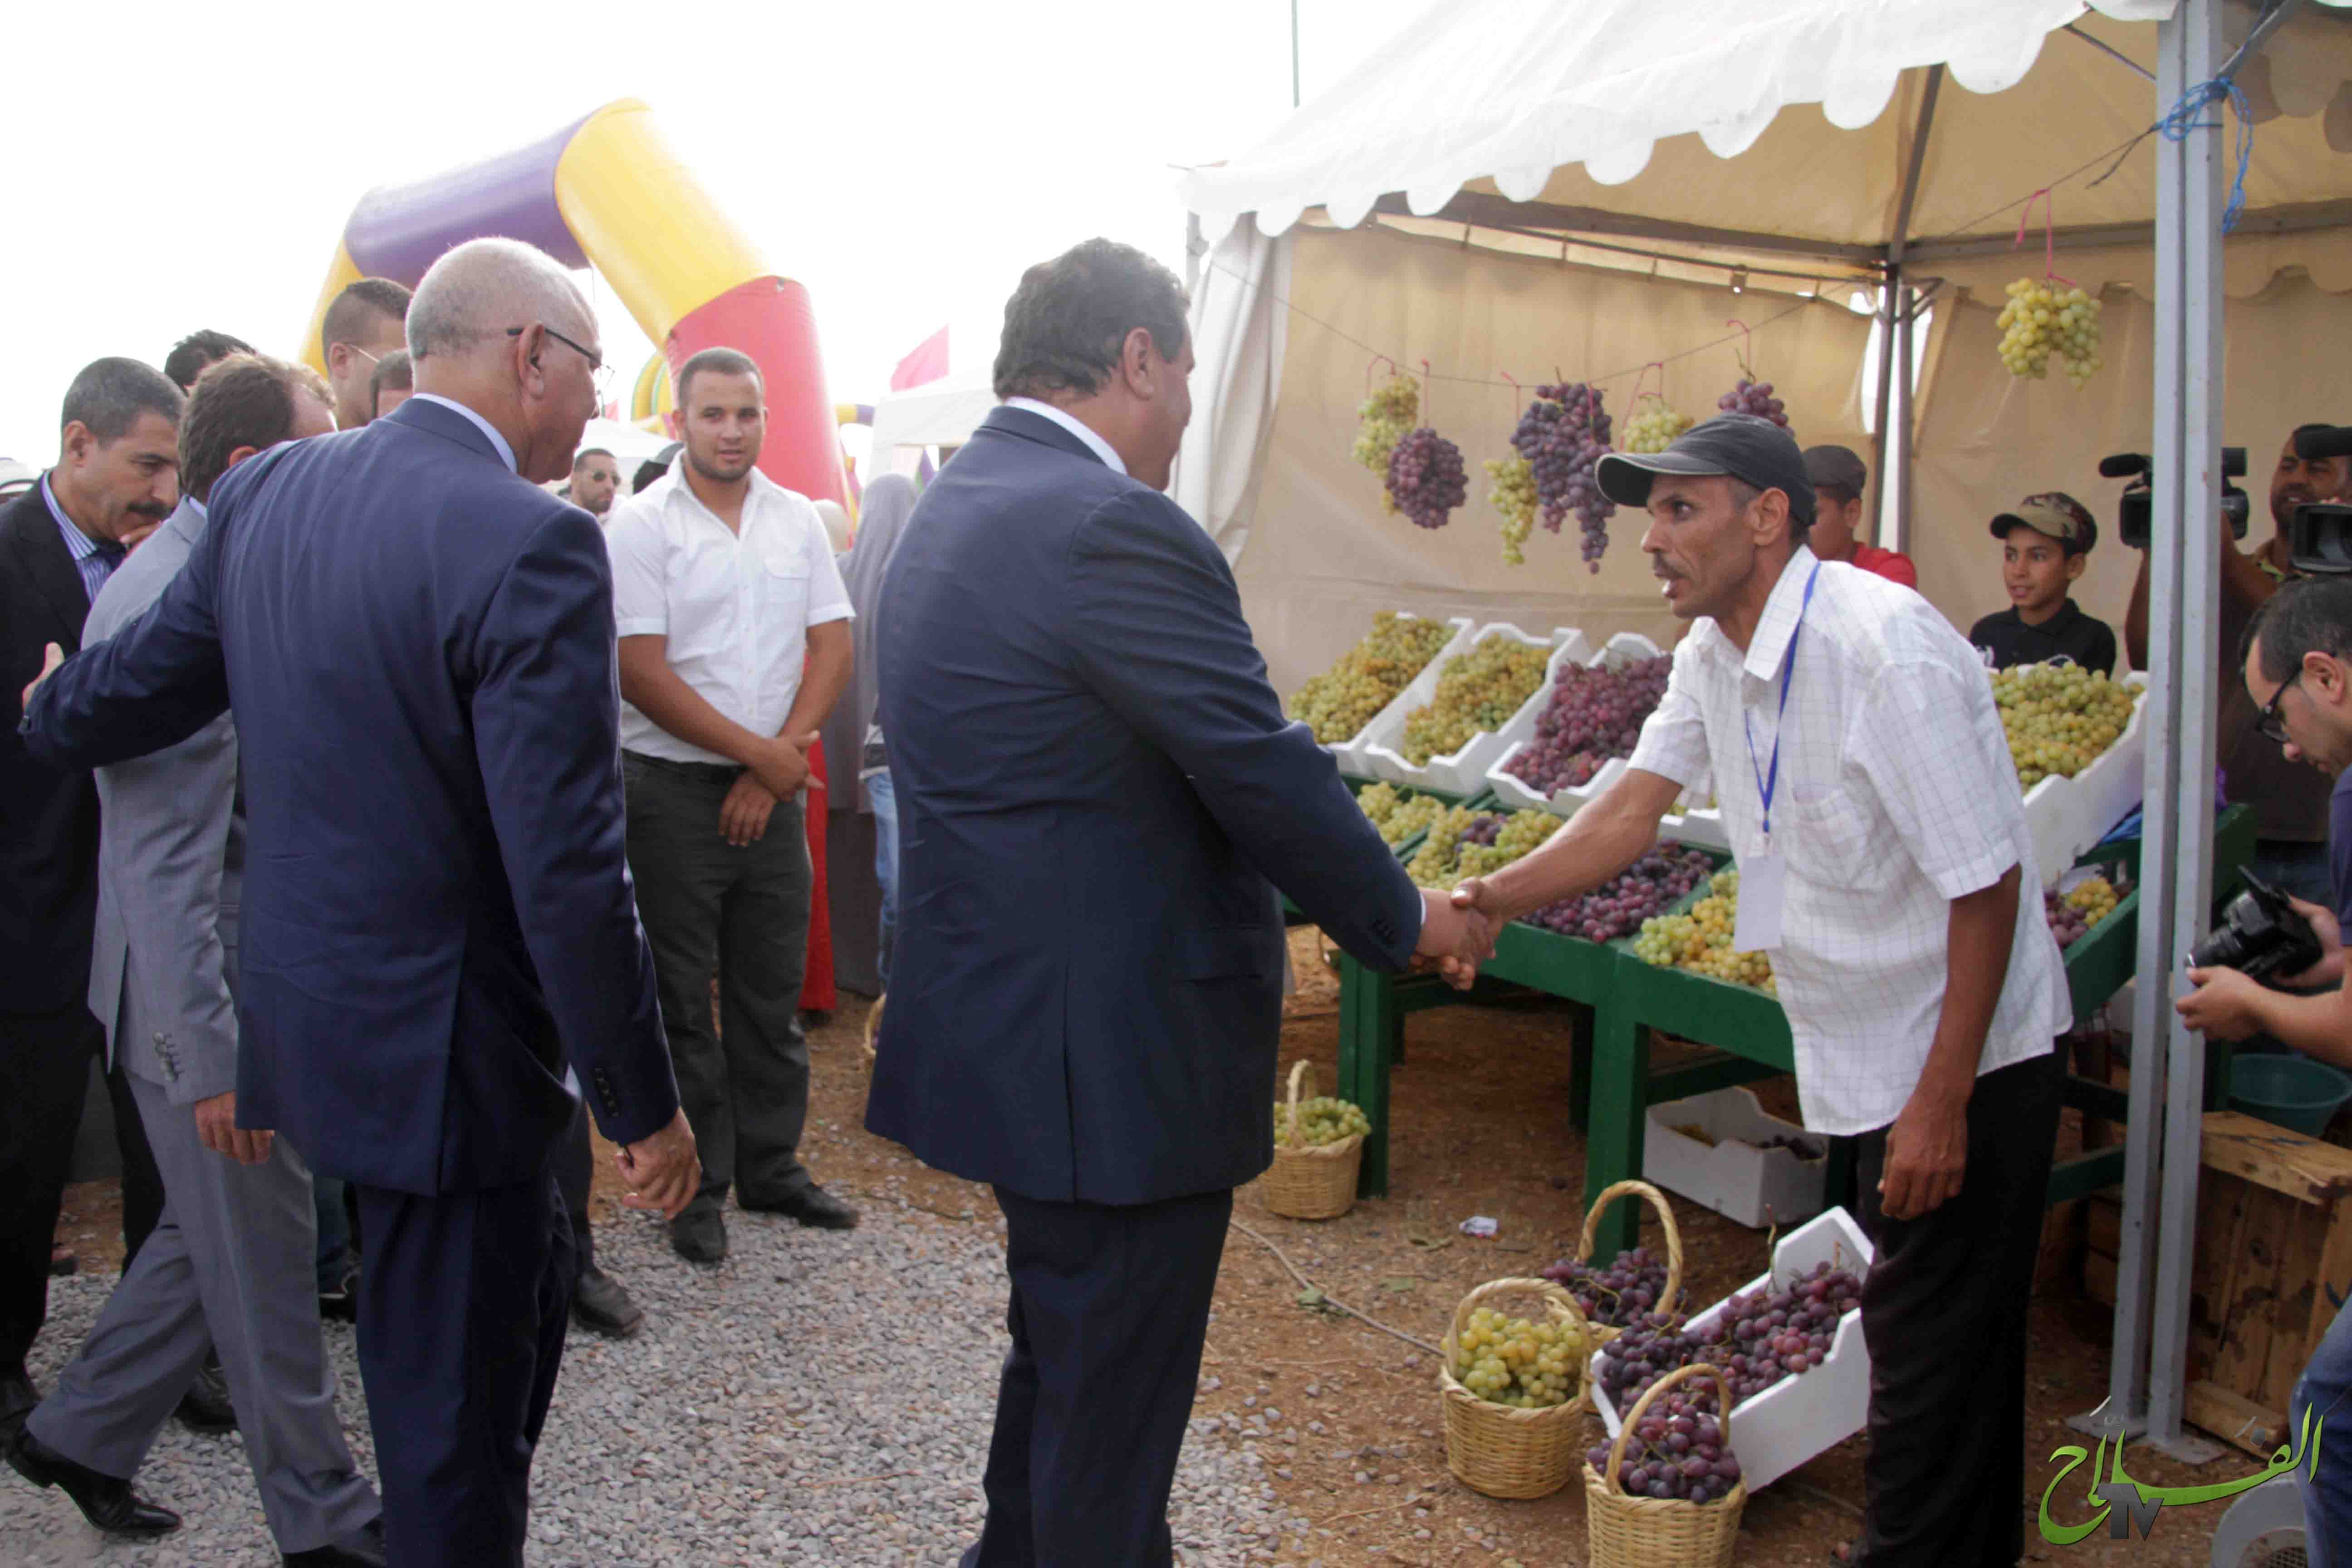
top-left (2127, 430), bottom-right (2351, 905)
top-left (2178, 573), bottom-right (2352, 1561)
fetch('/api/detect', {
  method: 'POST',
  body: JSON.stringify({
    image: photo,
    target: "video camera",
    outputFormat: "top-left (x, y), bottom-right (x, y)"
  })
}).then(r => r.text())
top-left (2102, 447), bottom-right (2250, 551)
top-left (2187, 870), bottom-right (2323, 987)
top-left (2288, 424), bottom-right (2352, 574)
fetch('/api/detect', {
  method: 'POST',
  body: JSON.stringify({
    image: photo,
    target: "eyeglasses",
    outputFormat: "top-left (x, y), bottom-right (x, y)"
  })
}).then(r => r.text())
top-left (2254, 667), bottom-right (2307, 745)
top-left (507, 324), bottom-right (612, 397)
top-left (345, 344), bottom-right (382, 368)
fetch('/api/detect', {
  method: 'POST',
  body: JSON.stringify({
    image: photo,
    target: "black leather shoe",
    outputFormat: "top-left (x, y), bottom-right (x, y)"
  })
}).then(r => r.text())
top-left (318, 1263), bottom-right (360, 1323)
top-left (744, 1185), bottom-right (860, 1230)
top-left (571, 1264), bottom-right (646, 1338)
top-left (0, 1369), bottom-right (35, 1445)
top-left (283, 1513), bottom-right (386, 1566)
top-left (669, 1209), bottom-right (727, 1264)
top-left (174, 1352), bottom-right (236, 1435)
top-left (6, 1429), bottom-right (180, 1537)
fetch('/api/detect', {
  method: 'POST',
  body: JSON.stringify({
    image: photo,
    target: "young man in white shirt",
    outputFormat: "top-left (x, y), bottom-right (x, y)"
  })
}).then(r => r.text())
top-left (1447, 416), bottom-right (2070, 1568)
top-left (605, 348), bottom-right (857, 1263)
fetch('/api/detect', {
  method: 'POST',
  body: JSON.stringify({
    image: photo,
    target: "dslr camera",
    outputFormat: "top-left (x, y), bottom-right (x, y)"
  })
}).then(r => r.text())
top-left (2103, 447), bottom-right (2250, 551)
top-left (2288, 424), bottom-right (2352, 574)
top-left (2187, 870), bottom-right (2323, 987)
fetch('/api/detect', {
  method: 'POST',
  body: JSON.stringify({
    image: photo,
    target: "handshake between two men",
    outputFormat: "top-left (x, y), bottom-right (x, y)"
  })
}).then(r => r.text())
top-left (1412, 884), bottom-right (1507, 990)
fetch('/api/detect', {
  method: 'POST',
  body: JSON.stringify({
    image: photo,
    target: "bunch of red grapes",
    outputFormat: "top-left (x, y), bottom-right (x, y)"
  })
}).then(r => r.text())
top-left (1510, 383), bottom-right (1616, 570)
top-left (1753, 1134), bottom-right (1826, 1159)
top-left (1716, 379), bottom-right (1788, 428)
top-left (1503, 654), bottom-right (1673, 794)
top-left (1588, 1384), bottom-right (1743, 1505)
top-left (1523, 844), bottom-right (1713, 945)
top-left (1385, 427), bottom-right (1468, 529)
top-left (1596, 1259), bottom-right (1861, 1411)
top-left (1541, 1243), bottom-right (1670, 1329)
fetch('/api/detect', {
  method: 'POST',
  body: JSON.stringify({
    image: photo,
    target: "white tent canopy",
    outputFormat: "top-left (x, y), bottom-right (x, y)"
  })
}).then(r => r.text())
top-left (866, 379), bottom-right (998, 462)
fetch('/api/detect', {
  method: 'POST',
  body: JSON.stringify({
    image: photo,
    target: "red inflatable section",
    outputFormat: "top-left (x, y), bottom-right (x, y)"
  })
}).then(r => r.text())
top-left (670, 276), bottom-right (849, 1010)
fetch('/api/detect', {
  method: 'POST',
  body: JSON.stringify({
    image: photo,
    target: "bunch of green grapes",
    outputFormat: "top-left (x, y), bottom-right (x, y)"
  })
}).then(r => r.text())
top-left (1456, 808), bottom-right (1558, 879)
top-left (1288, 612), bottom-right (1457, 743)
top-left (1621, 394), bottom-right (1693, 455)
top-left (1997, 278), bottom-right (2104, 386)
top-left (2066, 874), bottom-right (2120, 926)
top-left (1353, 375), bottom-right (1420, 510)
top-left (1273, 1094), bottom-right (1371, 1148)
top-left (1355, 783), bottom-right (1448, 847)
top-left (1989, 663), bottom-right (2136, 787)
top-left (1631, 869), bottom-right (1775, 993)
top-left (1406, 806), bottom-right (1486, 886)
top-left (1485, 453), bottom-right (1539, 566)
top-left (1398, 633), bottom-right (1552, 765)
top-left (1452, 1306), bottom-right (1585, 1408)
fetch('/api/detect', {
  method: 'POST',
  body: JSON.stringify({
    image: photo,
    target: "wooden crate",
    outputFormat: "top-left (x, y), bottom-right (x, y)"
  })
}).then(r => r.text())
top-left (2183, 1112), bottom-right (2352, 1459)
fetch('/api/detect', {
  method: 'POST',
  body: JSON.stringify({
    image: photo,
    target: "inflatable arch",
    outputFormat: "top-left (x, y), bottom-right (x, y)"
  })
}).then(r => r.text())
top-left (299, 98), bottom-right (845, 1005)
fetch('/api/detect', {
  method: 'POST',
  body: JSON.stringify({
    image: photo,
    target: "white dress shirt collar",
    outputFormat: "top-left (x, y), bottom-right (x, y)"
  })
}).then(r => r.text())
top-left (1739, 545), bottom-right (1822, 684)
top-left (1002, 397), bottom-right (1127, 475)
top-left (408, 393), bottom-right (518, 474)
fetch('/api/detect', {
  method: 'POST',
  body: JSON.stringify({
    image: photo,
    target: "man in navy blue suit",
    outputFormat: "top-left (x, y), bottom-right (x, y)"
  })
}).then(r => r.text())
top-left (868, 238), bottom-right (1486, 1567)
top-left (20, 238), bottom-right (698, 1568)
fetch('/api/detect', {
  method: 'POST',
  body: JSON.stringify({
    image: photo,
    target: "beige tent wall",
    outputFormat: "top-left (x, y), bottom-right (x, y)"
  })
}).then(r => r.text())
top-left (1910, 269), bottom-right (2352, 651)
top-left (1240, 224), bottom-right (1876, 696)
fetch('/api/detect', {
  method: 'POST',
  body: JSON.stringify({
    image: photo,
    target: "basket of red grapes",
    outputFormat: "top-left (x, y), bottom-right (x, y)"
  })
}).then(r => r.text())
top-left (1583, 1363), bottom-right (1747, 1568)
top-left (1539, 1179), bottom-right (1685, 1345)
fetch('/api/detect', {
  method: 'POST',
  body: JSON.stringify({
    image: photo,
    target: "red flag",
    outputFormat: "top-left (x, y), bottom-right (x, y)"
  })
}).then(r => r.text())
top-left (891, 326), bottom-right (950, 391)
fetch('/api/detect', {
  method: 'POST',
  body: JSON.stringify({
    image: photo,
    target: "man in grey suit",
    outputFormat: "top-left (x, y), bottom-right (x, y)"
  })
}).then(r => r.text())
top-left (6, 355), bottom-right (386, 1566)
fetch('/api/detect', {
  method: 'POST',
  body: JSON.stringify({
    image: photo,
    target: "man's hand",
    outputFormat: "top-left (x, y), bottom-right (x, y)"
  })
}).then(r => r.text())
top-left (193, 1092), bottom-right (272, 1166)
top-left (2278, 896), bottom-right (2345, 990)
top-left (1413, 887), bottom-right (1496, 990)
top-left (616, 1108), bottom-right (699, 1220)
top-left (747, 731), bottom-right (825, 804)
top-left (120, 522), bottom-right (162, 553)
top-left (1877, 1087), bottom-right (1968, 1222)
top-left (2179, 965), bottom-right (2273, 1040)
top-left (22, 642), bottom-right (62, 710)
top-left (720, 772), bottom-right (777, 847)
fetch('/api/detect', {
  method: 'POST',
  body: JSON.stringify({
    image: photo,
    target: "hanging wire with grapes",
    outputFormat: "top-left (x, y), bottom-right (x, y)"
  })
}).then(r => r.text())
top-left (1510, 382), bottom-right (1617, 572)
top-left (1996, 191), bottom-right (2103, 387)
top-left (1621, 363), bottom-right (1693, 455)
top-left (1352, 369), bottom-right (1419, 513)
top-left (1715, 319), bottom-right (1788, 428)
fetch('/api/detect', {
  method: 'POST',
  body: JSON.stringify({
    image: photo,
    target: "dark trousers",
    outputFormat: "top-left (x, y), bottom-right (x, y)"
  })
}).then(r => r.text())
top-left (624, 753), bottom-right (814, 1216)
top-left (553, 1099), bottom-right (595, 1277)
top-left (105, 1061), bottom-right (166, 1269)
top-left (353, 1172), bottom-right (573, 1568)
top-left (0, 1006), bottom-right (100, 1382)
top-left (1852, 1048), bottom-right (2064, 1568)
top-left (964, 1187), bottom-right (1233, 1568)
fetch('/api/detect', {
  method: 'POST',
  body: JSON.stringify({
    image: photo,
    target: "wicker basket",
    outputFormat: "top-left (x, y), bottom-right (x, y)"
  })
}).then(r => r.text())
top-left (1583, 1362), bottom-right (1747, 1568)
top-left (1437, 1277), bottom-right (1595, 1499)
top-left (1259, 1062), bottom-right (1363, 1220)
top-left (1571, 1179), bottom-right (1685, 1347)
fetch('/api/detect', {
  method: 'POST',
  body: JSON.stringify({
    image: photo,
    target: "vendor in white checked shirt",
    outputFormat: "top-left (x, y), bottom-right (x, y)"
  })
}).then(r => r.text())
top-left (1448, 416), bottom-right (2069, 1568)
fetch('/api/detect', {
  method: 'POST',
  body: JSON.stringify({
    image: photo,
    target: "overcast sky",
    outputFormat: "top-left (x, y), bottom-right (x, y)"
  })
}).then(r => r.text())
top-left (0, 0), bottom-right (1431, 462)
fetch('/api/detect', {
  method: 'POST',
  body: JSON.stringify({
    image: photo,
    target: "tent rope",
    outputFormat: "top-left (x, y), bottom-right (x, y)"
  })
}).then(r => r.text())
top-left (2156, 76), bottom-right (2254, 235)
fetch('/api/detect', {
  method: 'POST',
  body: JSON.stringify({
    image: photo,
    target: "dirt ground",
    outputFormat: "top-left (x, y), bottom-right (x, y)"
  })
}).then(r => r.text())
top-left (53, 928), bottom-right (2235, 1565)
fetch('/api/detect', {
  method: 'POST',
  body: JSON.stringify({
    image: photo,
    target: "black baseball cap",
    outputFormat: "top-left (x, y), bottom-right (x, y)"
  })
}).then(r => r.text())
top-left (1597, 414), bottom-right (1817, 527)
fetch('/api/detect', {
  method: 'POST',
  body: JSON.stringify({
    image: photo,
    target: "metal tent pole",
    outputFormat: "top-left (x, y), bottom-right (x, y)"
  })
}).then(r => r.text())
top-left (2147, 0), bottom-right (2227, 1461)
top-left (1873, 65), bottom-right (1940, 554)
top-left (1894, 286), bottom-right (1916, 551)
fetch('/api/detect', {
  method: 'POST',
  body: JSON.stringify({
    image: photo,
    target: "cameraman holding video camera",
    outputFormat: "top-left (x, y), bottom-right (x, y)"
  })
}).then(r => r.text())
top-left (2179, 568), bottom-right (2352, 1563)
top-left (2127, 430), bottom-right (2351, 904)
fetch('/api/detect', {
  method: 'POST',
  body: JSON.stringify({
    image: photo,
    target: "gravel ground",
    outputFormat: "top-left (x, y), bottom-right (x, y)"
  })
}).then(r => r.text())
top-left (2, 1197), bottom-right (1328, 1567)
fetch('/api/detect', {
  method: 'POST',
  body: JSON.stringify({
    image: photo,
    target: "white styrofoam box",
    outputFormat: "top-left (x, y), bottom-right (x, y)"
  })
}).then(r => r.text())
top-left (1590, 1207), bottom-right (1876, 1494)
top-left (1485, 632), bottom-right (1668, 817)
top-left (1361, 624), bottom-right (1583, 794)
top-left (1318, 614), bottom-right (1477, 781)
top-left (1640, 1088), bottom-right (1828, 1230)
top-left (2017, 673), bottom-right (2150, 887)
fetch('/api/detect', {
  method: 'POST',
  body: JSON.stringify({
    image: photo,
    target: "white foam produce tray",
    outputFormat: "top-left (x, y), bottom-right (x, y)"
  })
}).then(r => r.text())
top-left (1362, 624), bottom-right (1582, 795)
top-left (2015, 671), bottom-right (2149, 887)
top-left (1317, 613), bottom-right (1477, 781)
top-left (1641, 1088), bottom-right (1829, 1230)
top-left (1485, 632), bottom-right (1664, 814)
top-left (1590, 1206), bottom-right (1875, 1494)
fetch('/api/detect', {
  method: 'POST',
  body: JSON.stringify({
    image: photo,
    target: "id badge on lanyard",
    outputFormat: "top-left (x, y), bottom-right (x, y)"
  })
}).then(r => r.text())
top-left (1735, 566), bottom-right (1820, 953)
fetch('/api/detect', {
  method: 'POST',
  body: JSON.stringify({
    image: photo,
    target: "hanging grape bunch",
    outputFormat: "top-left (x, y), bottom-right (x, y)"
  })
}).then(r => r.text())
top-left (1352, 373), bottom-right (1420, 513)
top-left (1997, 278), bottom-right (2103, 387)
top-left (1511, 382), bottom-right (1616, 572)
top-left (1485, 454), bottom-right (1538, 565)
top-left (1622, 393), bottom-right (1694, 455)
top-left (1716, 378), bottom-right (1787, 427)
top-left (1385, 426), bottom-right (1469, 529)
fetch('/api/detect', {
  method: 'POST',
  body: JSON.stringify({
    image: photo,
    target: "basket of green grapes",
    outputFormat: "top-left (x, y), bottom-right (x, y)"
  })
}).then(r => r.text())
top-left (1439, 1276), bottom-right (1595, 1498)
top-left (1262, 1061), bottom-right (1372, 1220)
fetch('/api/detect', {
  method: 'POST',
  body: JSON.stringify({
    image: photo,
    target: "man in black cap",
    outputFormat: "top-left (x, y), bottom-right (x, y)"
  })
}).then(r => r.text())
top-left (1969, 492), bottom-right (2116, 676)
top-left (1447, 414), bottom-right (2070, 1568)
top-left (1801, 444), bottom-right (1916, 588)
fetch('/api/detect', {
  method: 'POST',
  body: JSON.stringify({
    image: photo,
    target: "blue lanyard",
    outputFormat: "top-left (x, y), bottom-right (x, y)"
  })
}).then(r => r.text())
top-left (1743, 565), bottom-right (1821, 841)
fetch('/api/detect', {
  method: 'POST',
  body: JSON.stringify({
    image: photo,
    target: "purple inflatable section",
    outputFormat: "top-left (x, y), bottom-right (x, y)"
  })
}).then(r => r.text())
top-left (343, 110), bottom-right (595, 283)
